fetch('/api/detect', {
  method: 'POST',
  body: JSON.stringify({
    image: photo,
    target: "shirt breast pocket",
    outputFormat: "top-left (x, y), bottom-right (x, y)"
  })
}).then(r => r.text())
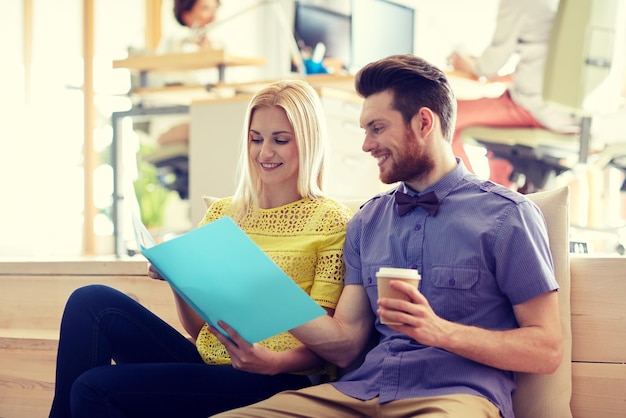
top-left (427, 266), bottom-right (480, 322)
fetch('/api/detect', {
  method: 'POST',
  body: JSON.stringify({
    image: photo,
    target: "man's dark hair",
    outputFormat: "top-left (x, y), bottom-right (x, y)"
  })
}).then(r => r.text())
top-left (355, 54), bottom-right (457, 142)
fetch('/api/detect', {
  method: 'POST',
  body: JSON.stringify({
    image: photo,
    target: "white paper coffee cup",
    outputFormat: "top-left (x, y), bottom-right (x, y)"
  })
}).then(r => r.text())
top-left (376, 267), bottom-right (421, 325)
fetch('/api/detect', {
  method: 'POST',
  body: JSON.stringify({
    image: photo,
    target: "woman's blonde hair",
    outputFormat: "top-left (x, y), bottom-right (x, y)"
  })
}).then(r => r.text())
top-left (231, 79), bottom-right (328, 220)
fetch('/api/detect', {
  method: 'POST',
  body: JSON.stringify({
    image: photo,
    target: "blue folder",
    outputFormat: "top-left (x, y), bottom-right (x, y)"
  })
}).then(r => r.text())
top-left (133, 215), bottom-right (326, 343)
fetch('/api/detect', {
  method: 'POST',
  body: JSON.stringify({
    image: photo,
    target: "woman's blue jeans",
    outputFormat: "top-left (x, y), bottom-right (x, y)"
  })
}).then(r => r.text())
top-left (48, 284), bottom-right (310, 418)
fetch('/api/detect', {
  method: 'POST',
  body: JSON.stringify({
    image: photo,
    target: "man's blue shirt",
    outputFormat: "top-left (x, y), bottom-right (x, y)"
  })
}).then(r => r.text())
top-left (331, 162), bottom-right (557, 418)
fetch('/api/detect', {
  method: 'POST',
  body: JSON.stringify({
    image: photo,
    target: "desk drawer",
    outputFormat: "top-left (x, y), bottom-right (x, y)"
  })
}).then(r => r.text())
top-left (322, 96), bottom-right (362, 120)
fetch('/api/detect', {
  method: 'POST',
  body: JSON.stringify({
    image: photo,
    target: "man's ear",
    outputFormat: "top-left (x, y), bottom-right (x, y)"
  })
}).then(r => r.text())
top-left (411, 107), bottom-right (435, 139)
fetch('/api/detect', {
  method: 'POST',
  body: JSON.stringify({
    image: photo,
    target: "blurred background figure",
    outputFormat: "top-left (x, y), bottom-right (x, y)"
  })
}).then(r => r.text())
top-left (448, 0), bottom-right (580, 189)
top-left (161, 0), bottom-right (222, 52)
top-left (154, 0), bottom-right (223, 86)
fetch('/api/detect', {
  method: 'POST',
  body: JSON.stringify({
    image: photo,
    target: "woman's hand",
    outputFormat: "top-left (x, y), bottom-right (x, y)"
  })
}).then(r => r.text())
top-left (209, 321), bottom-right (282, 375)
top-left (147, 263), bottom-right (166, 281)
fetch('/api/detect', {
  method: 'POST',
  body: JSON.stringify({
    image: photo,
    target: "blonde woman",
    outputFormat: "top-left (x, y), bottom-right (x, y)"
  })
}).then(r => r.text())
top-left (49, 80), bottom-right (351, 418)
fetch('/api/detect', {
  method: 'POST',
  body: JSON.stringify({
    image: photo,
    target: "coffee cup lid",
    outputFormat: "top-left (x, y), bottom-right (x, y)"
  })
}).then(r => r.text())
top-left (376, 267), bottom-right (420, 280)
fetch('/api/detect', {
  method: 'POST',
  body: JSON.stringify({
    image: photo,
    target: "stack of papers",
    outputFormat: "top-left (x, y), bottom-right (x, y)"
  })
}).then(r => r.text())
top-left (133, 214), bottom-right (326, 343)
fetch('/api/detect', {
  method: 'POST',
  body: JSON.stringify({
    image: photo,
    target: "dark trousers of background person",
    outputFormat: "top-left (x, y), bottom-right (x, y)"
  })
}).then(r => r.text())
top-left (48, 284), bottom-right (311, 418)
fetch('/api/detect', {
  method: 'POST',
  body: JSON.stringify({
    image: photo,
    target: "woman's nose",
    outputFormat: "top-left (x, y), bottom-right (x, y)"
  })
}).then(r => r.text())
top-left (259, 142), bottom-right (275, 158)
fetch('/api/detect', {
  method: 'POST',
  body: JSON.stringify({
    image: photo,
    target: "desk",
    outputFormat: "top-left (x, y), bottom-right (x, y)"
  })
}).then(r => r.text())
top-left (188, 94), bottom-right (255, 223)
top-left (112, 49), bottom-right (266, 87)
top-left (446, 70), bottom-right (508, 100)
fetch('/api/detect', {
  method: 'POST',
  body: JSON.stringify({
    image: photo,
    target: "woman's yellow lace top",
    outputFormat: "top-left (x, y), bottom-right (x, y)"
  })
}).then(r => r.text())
top-left (194, 197), bottom-right (351, 377)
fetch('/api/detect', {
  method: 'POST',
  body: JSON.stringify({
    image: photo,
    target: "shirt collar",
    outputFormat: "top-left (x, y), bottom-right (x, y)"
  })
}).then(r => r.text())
top-left (398, 158), bottom-right (469, 201)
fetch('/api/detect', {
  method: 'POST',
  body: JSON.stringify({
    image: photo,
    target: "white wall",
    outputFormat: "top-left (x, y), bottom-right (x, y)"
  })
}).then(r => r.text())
top-left (412, 0), bottom-right (499, 68)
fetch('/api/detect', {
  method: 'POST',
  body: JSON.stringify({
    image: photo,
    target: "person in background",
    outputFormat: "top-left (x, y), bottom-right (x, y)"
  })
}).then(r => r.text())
top-left (48, 79), bottom-right (352, 418)
top-left (448, 0), bottom-right (579, 189)
top-left (211, 54), bottom-right (563, 418)
top-left (153, 0), bottom-right (222, 87)
top-left (161, 0), bottom-right (221, 52)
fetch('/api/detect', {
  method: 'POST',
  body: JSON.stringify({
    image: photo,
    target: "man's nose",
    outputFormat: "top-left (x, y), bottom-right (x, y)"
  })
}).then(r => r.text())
top-left (362, 134), bottom-right (376, 153)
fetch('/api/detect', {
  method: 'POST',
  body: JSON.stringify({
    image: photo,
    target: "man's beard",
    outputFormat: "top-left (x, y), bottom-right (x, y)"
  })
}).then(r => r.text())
top-left (380, 130), bottom-right (434, 185)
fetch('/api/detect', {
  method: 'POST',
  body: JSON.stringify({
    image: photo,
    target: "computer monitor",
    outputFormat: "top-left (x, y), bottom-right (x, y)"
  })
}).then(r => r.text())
top-left (293, 0), bottom-right (415, 72)
top-left (351, 0), bottom-right (415, 71)
top-left (293, 0), bottom-right (352, 70)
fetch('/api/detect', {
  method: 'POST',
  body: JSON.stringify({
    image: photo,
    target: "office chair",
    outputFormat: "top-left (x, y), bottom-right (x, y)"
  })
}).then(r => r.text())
top-left (460, 0), bottom-right (622, 193)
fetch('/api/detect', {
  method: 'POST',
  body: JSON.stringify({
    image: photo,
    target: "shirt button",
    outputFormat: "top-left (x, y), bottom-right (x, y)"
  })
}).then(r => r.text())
top-left (411, 264), bottom-right (418, 270)
top-left (414, 224), bottom-right (422, 231)
top-left (449, 278), bottom-right (456, 286)
top-left (390, 351), bottom-right (398, 357)
top-left (368, 277), bottom-right (372, 284)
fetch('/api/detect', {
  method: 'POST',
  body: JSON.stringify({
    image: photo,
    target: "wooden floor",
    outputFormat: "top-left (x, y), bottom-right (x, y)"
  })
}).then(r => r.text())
top-left (0, 335), bottom-right (58, 418)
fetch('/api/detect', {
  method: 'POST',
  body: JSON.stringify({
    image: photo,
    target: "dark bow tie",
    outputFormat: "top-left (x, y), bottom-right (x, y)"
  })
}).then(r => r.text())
top-left (395, 191), bottom-right (440, 216)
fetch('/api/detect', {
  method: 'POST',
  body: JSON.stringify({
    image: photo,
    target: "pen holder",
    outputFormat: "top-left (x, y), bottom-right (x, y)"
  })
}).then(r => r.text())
top-left (304, 59), bottom-right (328, 75)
